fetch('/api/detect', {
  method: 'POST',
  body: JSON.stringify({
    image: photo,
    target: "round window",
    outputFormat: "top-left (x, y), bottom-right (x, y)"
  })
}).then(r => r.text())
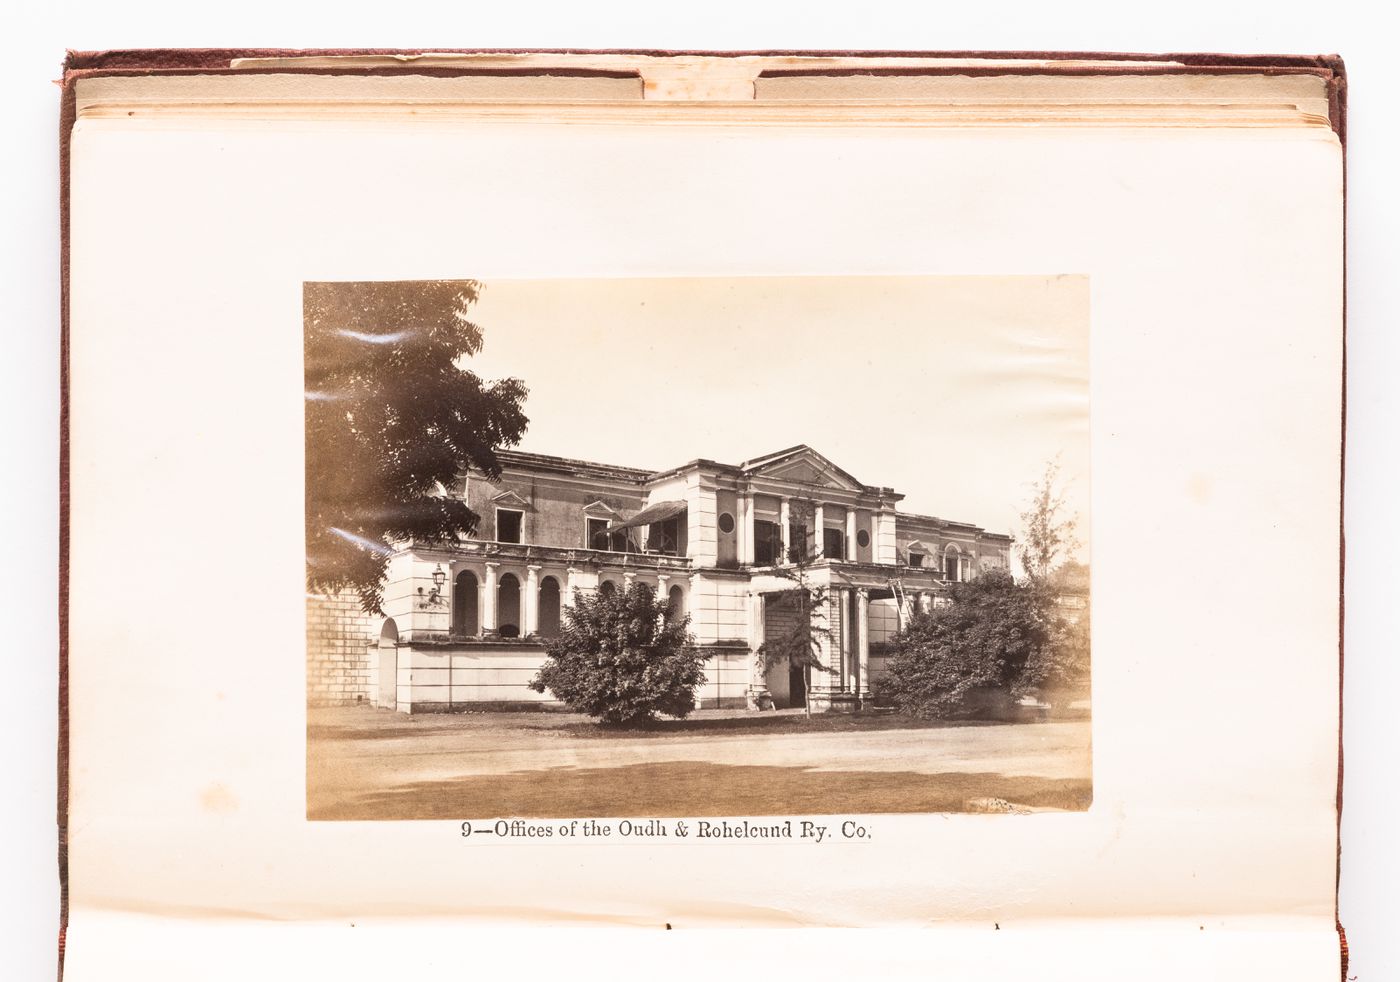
top-left (856, 529), bottom-right (871, 548)
top-left (718, 512), bottom-right (736, 534)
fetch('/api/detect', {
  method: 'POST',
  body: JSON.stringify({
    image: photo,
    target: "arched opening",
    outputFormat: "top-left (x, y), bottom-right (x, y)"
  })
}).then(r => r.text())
top-left (375, 618), bottom-right (398, 710)
top-left (943, 544), bottom-right (965, 582)
top-left (538, 576), bottom-right (562, 638)
top-left (498, 573), bottom-right (521, 637)
top-left (599, 579), bottom-right (618, 599)
top-left (452, 570), bottom-right (479, 636)
top-left (667, 584), bottom-right (686, 624)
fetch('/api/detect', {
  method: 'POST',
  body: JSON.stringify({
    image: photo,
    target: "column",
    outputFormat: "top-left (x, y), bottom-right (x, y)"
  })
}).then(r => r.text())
top-left (846, 509), bottom-right (857, 562)
top-left (524, 565), bottom-right (541, 636)
top-left (655, 574), bottom-right (670, 626)
top-left (838, 588), bottom-right (851, 690)
top-left (482, 561), bottom-right (499, 634)
top-left (750, 592), bottom-right (766, 650)
top-left (919, 592), bottom-right (932, 615)
top-left (855, 588), bottom-right (871, 704)
top-left (808, 588), bottom-right (833, 708)
top-left (472, 573), bottom-right (484, 636)
top-left (740, 490), bottom-right (755, 564)
top-left (623, 570), bottom-right (637, 593)
top-left (812, 502), bottom-right (825, 559)
top-left (779, 497), bottom-right (791, 563)
top-left (747, 590), bottom-right (768, 708)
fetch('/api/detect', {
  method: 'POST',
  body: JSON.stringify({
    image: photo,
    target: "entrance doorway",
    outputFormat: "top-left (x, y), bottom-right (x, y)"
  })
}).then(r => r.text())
top-left (787, 660), bottom-right (807, 708)
top-left (762, 590), bottom-right (808, 709)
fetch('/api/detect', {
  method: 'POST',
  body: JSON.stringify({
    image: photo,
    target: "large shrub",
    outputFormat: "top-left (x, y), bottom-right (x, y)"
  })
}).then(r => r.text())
top-left (527, 584), bottom-right (708, 725)
top-left (879, 569), bottom-right (1050, 719)
top-left (1017, 600), bottom-right (1091, 706)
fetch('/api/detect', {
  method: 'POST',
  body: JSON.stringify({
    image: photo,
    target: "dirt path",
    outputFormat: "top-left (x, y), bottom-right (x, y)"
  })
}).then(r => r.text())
top-left (307, 705), bottom-right (1092, 820)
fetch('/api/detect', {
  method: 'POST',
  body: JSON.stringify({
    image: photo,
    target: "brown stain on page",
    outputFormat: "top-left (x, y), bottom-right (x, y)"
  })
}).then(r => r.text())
top-left (199, 783), bottom-right (239, 815)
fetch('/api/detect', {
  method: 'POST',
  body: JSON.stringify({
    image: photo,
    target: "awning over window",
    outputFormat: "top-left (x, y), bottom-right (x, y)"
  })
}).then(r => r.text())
top-left (608, 500), bottom-right (687, 533)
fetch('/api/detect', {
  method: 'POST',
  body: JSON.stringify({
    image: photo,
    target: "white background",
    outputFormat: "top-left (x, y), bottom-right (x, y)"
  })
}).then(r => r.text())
top-left (4, 2), bottom-right (1395, 980)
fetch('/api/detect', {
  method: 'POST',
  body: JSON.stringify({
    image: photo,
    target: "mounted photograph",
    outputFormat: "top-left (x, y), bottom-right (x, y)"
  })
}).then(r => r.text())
top-left (304, 275), bottom-right (1091, 820)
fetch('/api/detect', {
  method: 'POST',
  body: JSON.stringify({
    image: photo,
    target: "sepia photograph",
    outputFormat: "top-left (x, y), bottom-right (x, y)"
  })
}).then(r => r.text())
top-left (305, 275), bottom-right (1091, 820)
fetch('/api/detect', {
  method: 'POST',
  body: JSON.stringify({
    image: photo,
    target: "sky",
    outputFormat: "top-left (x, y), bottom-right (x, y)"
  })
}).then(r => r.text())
top-left (465, 275), bottom-right (1089, 555)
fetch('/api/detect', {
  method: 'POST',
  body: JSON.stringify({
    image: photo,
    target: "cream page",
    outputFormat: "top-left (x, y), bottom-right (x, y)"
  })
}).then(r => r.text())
top-left (64, 71), bottom-right (1342, 981)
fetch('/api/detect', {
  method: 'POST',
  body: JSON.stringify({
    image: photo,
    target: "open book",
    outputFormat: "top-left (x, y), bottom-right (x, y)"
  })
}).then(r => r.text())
top-left (60, 49), bottom-right (1345, 980)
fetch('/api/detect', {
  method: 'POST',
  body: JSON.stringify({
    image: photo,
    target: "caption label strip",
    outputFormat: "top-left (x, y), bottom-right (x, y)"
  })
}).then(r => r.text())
top-left (461, 818), bottom-right (872, 844)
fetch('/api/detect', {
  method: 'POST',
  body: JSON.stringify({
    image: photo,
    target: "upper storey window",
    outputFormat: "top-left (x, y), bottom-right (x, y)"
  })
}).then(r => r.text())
top-left (587, 517), bottom-right (612, 550)
top-left (496, 508), bottom-right (523, 544)
top-left (785, 521), bottom-right (807, 563)
top-left (646, 517), bottom-right (682, 557)
top-left (823, 527), bottom-right (846, 561)
top-left (584, 501), bottom-right (631, 552)
top-left (754, 520), bottom-right (783, 565)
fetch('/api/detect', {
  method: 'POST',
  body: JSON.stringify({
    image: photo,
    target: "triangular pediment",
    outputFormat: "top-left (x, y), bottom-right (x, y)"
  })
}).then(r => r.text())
top-left (582, 500), bottom-right (622, 518)
top-left (742, 445), bottom-right (866, 492)
top-left (491, 488), bottom-right (531, 508)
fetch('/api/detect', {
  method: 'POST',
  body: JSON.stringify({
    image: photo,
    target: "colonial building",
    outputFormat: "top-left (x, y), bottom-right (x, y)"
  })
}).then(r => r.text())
top-left (310, 445), bottom-right (1011, 713)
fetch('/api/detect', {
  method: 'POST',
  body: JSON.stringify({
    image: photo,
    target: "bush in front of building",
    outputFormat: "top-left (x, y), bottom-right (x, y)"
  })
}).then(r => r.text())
top-left (1015, 598), bottom-right (1091, 711)
top-left (527, 584), bottom-right (709, 725)
top-left (879, 569), bottom-right (1049, 720)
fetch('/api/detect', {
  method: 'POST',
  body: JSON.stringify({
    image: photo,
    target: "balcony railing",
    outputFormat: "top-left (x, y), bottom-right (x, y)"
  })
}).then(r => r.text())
top-left (403, 537), bottom-right (694, 571)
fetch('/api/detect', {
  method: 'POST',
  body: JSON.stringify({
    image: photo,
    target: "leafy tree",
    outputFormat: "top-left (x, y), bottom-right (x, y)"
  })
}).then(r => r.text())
top-left (878, 569), bottom-right (1048, 719)
top-left (1017, 604), bottom-right (1091, 704)
top-left (527, 584), bottom-right (709, 725)
top-left (1048, 560), bottom-right (1090, 596)
top-left (1017, 458), bottom-right (1081, 584)
top-left (304, 280), bottom-right (529, 613)
top-left (1017, 560), bottom-right (1092, 704)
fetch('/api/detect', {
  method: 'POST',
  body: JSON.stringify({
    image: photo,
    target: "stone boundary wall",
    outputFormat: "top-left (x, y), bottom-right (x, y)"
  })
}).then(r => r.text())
top-left (307, 592), bottom-right (378, 706)
top-left (379, 641), bottom-right (753, 713)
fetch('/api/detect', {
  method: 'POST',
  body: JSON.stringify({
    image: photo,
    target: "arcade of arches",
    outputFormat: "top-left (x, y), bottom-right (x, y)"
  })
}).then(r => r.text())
top-left (448, 568), bottom-right (685, 640)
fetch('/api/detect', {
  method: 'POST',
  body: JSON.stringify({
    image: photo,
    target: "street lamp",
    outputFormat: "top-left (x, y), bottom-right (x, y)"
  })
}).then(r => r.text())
top-left (417, 563), bottom-right (448, 609)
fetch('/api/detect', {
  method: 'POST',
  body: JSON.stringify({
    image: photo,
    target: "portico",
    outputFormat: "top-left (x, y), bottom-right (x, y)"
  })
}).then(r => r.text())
top-left (746, 559), bottom-right (951, 712)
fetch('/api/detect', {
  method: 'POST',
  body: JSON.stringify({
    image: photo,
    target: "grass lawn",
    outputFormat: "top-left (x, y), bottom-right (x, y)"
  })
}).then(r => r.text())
top-left (307, 705), bottom-right (1092, 821)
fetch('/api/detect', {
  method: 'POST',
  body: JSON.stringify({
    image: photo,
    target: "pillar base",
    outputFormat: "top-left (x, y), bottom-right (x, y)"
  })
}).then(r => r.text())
top-left (806, 690), bottom-right (861, 713)
top-left (747, 686), bottom-right (775, 711)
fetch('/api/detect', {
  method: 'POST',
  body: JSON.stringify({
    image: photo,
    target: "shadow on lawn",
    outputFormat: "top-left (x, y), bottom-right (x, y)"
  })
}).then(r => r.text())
top-left (308, 760), bottom-right (1093, 821)
top-left (304, 708), bottom-right (1020, 744)
top-left (557, 712), bottom-right (1015, 739)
